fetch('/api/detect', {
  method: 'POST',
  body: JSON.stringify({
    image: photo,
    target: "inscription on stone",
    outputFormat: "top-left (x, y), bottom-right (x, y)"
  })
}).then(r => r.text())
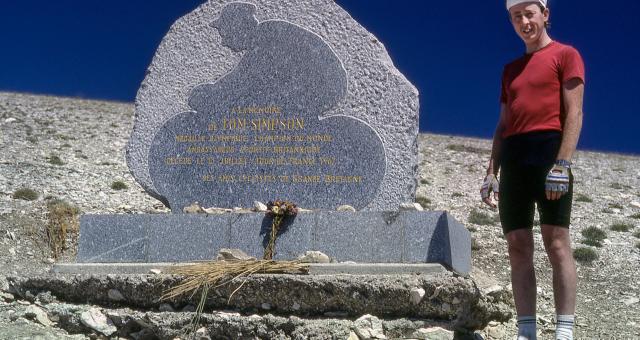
top-left (149, 3), bottom-right (386, 211)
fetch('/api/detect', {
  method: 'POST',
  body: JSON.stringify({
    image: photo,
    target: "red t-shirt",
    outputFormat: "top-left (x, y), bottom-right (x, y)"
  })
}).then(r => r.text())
top-left (500, 41), bottom-right (585, 138)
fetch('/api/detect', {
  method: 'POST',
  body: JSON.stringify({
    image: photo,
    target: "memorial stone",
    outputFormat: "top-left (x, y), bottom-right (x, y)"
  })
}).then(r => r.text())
top-left (74, 0), bottom-right (472, 275)
top-left (127, 0), bottom-right (420, 211)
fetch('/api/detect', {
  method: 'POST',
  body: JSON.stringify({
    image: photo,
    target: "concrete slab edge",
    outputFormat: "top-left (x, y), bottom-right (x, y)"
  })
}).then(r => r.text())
top-left (52, 262), bottom-right (446, 275)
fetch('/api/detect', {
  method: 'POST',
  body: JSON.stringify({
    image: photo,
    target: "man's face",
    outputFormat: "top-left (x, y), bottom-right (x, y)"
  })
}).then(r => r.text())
top-left (509, 2), bottom-right (549, 44)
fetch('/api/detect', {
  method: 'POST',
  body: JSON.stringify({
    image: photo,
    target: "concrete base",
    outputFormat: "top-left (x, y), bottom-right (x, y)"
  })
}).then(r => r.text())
top-left (52, 262), bottom-right (446, 275)
top-left (76, 210), bottom-right (471, 275)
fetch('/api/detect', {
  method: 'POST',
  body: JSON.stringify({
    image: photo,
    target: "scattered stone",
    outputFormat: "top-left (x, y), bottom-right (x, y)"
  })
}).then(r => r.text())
top-left (117, 204), bottom-right (132, 211)
top-left (253, 201), bottom-right (268, 212)
top-left (24, 305), bottom-right (53, 327)
top-left (44, 258), bottom-right (55, 264)
top-left (623, 297), bottom-right (639, 306)
top-left (292, 302), bottom-right (301, 311)
top-left (538, 315), bottom-right (551, 325)
top-left (183, 202), bottom-right (205, 214)
top-left (216, 248), bottom-right (255, 261)
top-left (631, 201), bottom-right (640, 209)
top-left (297, 250), bottom-right (331, 263)
top-left (149, 269), bottom-right (162, 275)
top-left (347, 332), bottom-right (359, 340)
top-left (80, 307), bottom-right (117, 336)
top-left (353, 314), bottom-right (387, 339)
top-left (412, 327), bottom-right (454, 340)
top-left (5, 231), bottom-right (16, 241)
top-left (337, 205), bottom-right (356, 212)
top-left (202, 207), bottom-right (232, 214)
top-left (261, 303), bottom-right (272, 310)
top-left (195, 327), bottom-right (210, 340)
top-left (107, 289), bottom-right (125, 302)
top-left (484, 323), bottom-right (506, 339)
top-left (410, 287), bottom-right (426, 305)
top-left (400, 202), bottom-right (424, 211)
top-left (0, 291), bottom-right (15, 302)
top-left (36, 291), bottom-right (54, 304)
top-left (106, 311), bottom-right (123, 327)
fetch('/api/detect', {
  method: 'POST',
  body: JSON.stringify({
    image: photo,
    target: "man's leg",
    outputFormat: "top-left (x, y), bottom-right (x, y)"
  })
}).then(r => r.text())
top-left (542, 224), bottom-right (576, 339)
top-left (506, 228), bottom-right (537, 339)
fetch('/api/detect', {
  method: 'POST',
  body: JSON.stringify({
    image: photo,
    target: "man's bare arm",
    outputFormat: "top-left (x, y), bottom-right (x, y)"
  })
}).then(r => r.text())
top-left (546, 78), bottom-right (584, 200)
top-left (481, 103), bottom-right (507, 208)
top-left (487, 103), bottom-right (507, 176)
top-left (557, 78), bottom-right (584, 161)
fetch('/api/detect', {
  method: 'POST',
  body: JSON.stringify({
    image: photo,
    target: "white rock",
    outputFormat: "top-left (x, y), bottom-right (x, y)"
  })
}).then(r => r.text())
top-left (412, 327), bottom-right (454, 340)
top-left (353, 314), bottom-right (387, 339)
top-left (347, 331), bottom-right (359, 340)
top-left (107, 289), bottom-right (125, 301)
top-left (0, 292), bottom-right (15, 302)
top-left (292, 302), bottom-right (301, 311)
top-left (149, 269), bottom-right (162, 275)
top-left (80, 307), bottom-right (117, 336)
top-left (24, 305), bottom-right (53, 327)
top-left (630, 201), bottom-right (640, 209)
top-left (623, 297), bottom-right (639, 306)
top-left (410, 287), bottom-right (426, 305)
top-left (261, 303), bottom-right (272, 310)
top-left (183, 202), bottom-right (205, 214)
top-left (4, 118), bottom-right (16, 123)
top-left (253, 201), bottom-right (268, 212)
top-left (337, 205), bottom-right (356, 212)
top-left (399, 202), bottom-right (424, 211)
top-left (297, 250), bottom-right (331, 263)
top-left (195, 327), bottom-right (210, 340)
top-left (216, 248), bottom-right (255, 261)
top-left (202, 207), bottom-right (232, 214)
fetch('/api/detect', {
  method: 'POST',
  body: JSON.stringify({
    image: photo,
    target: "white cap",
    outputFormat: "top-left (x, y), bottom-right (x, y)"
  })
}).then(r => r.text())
top-left (506, 0), bottom-right (547, 10)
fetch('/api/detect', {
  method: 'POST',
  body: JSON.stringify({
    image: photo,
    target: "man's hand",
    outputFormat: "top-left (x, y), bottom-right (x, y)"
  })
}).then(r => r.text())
top-left (481, 174), bottom-right (500, 208)
top-left (545, 163), bottom-right (570, 200)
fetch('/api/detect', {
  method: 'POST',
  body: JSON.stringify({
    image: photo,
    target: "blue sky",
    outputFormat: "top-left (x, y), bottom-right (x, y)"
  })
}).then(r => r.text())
top-left (1, 0), bottom-right (638, 155)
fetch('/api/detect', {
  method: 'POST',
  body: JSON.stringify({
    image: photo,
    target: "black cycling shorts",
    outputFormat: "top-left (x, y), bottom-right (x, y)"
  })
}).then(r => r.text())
top-left (498, 130), bottom-right (573, 234)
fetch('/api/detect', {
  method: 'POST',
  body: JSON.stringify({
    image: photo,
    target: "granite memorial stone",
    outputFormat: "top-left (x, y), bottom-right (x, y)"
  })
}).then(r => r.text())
top-left (73, 0), bottom-right (473, 275)
top-left (127, 0), bottom-right (419, 211)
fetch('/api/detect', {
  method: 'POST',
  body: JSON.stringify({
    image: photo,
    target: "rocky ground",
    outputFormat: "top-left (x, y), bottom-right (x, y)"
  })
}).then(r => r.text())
top-left (0, 91), bottom-right (639, 339)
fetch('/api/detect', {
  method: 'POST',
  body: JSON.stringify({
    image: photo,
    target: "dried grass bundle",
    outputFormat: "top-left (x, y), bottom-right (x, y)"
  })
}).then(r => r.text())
top-left (161, 259), bottom-right (309, 302)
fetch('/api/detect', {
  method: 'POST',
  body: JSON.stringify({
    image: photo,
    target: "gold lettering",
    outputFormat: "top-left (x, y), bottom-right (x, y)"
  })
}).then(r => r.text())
top-left (219, 157), bottom-right (247, 166)
top-left (164, 157), bottom-right (193, 165)
top-left (324, 175), bottom-right (363, 183)
top-left (292, 175), bottom-right (321, 183)
top-left (289, 157), bottom-right (315, 166)
top-left (175, 135), bottom-right (206, 142)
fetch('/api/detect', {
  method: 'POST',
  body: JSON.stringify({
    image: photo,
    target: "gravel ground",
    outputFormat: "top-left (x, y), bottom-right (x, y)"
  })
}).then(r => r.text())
top-left (1, 92), bottom-right (639, 339)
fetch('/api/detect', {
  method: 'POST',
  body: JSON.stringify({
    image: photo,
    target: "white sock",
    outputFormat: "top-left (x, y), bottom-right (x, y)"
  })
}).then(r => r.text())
top-left (517, 315), bottom-right (537, 340)
top-left (556, 314), bottom-right (574, 340)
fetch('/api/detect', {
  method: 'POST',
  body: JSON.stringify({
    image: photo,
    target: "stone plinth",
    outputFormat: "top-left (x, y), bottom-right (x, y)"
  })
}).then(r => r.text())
top-left (76, 210), bottom-right (471, 275)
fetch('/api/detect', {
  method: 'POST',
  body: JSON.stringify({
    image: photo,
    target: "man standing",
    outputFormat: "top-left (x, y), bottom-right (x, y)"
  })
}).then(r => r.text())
top-left (480, 1), bottom-right (585, 339)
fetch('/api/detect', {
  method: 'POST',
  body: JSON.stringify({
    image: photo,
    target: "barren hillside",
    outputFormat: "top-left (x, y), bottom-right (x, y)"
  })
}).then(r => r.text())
top-left (0, 92), bottom-right (639, 339)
